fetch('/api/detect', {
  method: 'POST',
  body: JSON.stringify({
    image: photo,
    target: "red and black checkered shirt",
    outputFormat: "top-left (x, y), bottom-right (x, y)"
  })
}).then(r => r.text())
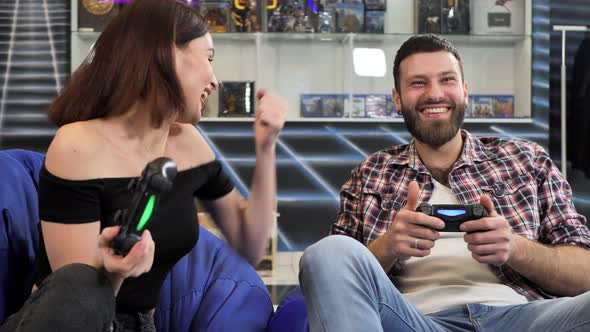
top-left (331, 130), bottom-right (590, 300)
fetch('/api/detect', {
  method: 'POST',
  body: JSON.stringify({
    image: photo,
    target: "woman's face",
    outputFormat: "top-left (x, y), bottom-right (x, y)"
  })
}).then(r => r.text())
top-left (174, 33), bottom-right (218, 123)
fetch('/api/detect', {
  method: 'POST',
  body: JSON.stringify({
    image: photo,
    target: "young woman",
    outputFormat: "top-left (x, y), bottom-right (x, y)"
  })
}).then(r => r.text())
top-left (1, 0), bottom-right (287, 330)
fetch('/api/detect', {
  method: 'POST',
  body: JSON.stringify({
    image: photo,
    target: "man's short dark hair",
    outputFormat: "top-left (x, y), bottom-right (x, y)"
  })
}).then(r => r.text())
top-left (393, 34), bottom-right (464, 93)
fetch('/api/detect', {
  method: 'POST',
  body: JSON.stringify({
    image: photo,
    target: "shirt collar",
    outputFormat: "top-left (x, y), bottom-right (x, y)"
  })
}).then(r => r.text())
top-left (457, 130), bottom-right (495, 165)
top-left (388, 130), bottom-right (494, 171)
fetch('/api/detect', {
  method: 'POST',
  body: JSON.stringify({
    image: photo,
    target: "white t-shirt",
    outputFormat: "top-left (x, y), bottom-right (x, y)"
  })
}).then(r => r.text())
top-left (394, 178), bottom-right (528, 314)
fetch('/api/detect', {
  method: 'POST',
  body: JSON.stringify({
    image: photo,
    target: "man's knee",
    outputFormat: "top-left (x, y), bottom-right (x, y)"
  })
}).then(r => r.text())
top-left (300, 235), bottom-right (368, 272)
top-left (17, 264), bottom-right (115, 332)
top-left (42, 263), bottom-right (115, 310)
top-left (574, 290), bottom-right (590, 308)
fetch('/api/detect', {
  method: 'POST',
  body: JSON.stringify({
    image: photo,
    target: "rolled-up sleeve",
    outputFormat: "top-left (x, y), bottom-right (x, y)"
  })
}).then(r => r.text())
top-left (331, 165), bottom-right (364, 243)
top-left (535, 146), bottom-right (590, 249)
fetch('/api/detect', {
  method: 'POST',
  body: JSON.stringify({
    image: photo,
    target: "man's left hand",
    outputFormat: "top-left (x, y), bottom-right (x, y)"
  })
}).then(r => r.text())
top-left (460, 194), bottom-right (516, 266)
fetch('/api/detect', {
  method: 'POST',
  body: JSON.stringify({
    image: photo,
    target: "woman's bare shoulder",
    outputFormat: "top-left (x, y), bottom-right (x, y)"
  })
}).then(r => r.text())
top-left (45, 121), bottom-right (106, 180)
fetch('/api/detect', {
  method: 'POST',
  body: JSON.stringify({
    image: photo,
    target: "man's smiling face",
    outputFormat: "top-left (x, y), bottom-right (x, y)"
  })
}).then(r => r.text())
top-left (393, 51), bottom-right (468, 148)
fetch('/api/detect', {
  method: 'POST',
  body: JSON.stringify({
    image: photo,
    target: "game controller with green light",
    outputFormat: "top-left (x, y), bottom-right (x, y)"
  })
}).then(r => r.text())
top-left (112, 157), bottom-right (177, 256)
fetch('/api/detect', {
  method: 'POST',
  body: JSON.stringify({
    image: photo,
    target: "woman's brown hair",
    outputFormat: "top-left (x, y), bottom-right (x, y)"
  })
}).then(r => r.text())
top-left (48, 0), bottom-right (209, 128)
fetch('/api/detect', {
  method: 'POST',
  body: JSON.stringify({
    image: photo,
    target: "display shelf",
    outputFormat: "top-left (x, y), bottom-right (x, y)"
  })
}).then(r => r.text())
top-left (73, 31), bottom-right (100, 39)
top-left (200, 117), bottom-right (533, 123)
top-left (72, 30), bottom-right (531, 45)
top-left (352, 32), bottom-right (530, 46)
top-left (208, 32), bottom-right (531, 45)
top-left (71, 28), bottom-right (532, 121)
top-left (70, 0), bottom-right (533, 122)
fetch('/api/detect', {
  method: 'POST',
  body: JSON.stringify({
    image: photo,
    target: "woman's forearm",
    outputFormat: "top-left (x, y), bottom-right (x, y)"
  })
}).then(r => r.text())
top-left (241, 146), bottom-right (277, 265)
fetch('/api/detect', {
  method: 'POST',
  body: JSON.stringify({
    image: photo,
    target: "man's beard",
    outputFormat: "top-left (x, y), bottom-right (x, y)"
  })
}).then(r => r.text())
top-left (400, 98), bottom-right (466, 149)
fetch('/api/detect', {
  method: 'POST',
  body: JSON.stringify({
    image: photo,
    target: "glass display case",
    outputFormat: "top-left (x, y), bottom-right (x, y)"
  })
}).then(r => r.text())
top-left (71, 0), bottom-right (532, 122)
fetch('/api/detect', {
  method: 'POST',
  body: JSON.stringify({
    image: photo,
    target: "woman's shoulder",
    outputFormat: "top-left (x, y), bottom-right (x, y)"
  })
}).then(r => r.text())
top-left (45, 121), bottom-right (105, 180)
top-left (168, 123), bottom-right (215, 169)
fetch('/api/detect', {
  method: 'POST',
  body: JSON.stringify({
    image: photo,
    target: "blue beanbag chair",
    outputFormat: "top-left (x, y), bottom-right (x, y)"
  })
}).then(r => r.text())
top-left (155, 226), bottom-right (274, 332)
top-left (266, 287), bottom-right (309, 332)
top-left (0, 149), bottom-right (44, 325)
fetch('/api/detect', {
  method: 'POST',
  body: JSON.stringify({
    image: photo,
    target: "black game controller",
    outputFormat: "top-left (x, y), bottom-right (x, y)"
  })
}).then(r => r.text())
top-left (416, 203), bottom-right (489, 232)
top-left (112, 157), bottom-right (178, 256)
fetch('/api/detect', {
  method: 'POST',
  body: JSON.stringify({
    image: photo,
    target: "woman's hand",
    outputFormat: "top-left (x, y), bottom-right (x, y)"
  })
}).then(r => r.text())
top-left (253, 89), bottom-right (288, 153)
top-left (98, 226), bottom-right (155, 279)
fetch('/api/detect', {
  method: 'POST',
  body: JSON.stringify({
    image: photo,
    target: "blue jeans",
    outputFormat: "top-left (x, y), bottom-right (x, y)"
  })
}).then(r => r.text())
top-left (1, 263), bottom-right (115, 332)
top-left (1, 263), bottom-right (157, 332)
top-left (299, 235), bottom-right (590, 332)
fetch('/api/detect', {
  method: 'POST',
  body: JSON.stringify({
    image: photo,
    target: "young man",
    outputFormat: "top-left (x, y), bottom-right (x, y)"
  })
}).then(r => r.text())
top-left (299, 34), bottom-right (590, 332)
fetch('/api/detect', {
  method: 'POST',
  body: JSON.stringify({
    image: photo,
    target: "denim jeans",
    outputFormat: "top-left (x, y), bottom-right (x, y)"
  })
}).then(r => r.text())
top-left (0, 263), bottom-right (115, 332)
top-left (299, 235), bottom-right (590, 332)
top-left (113, 312), bottom-right (156, 332)
top-left (0, 263), bottom-right (157, 332)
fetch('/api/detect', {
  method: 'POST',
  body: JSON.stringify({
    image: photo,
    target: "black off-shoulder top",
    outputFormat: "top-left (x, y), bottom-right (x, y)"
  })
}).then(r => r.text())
top-left (35, 160), bottom-right (234, 313)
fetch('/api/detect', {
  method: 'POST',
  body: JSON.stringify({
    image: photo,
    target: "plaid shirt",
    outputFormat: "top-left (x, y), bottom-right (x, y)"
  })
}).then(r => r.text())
top-left (331, 130), bottom-right (590, 300)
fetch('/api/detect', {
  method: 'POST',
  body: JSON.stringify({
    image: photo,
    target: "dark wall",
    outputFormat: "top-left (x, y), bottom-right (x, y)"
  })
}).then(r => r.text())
top-left (549, 0), bottom-right (590, 162)
top-left (549, 0), bottom-right (590, 216)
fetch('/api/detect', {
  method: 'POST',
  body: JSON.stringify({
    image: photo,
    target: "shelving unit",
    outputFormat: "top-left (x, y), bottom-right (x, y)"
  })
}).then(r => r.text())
top-left (71, 0), bottom-right (533, 122)
top-left (198, 116), bottom-right (533, 123)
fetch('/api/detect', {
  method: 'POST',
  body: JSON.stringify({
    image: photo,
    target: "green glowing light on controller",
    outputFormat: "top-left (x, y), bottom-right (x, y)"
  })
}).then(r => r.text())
top-left (137, 195), bottom-right (155, 231)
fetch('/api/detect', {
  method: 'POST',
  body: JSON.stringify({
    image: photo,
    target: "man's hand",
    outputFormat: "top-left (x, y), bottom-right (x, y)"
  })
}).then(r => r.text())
top-left (460, 194), bottom-right (515, 265)
top-left (380, 181), bottom-right (445, 260)
top-left (99, 226), bottom-right (155, 279)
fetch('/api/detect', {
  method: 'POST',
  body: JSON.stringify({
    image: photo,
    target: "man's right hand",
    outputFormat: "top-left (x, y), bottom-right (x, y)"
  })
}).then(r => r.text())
top-left (369, 181), bottom-right (445, 269)
top-left (98, 226), bottom-right (155, 279)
